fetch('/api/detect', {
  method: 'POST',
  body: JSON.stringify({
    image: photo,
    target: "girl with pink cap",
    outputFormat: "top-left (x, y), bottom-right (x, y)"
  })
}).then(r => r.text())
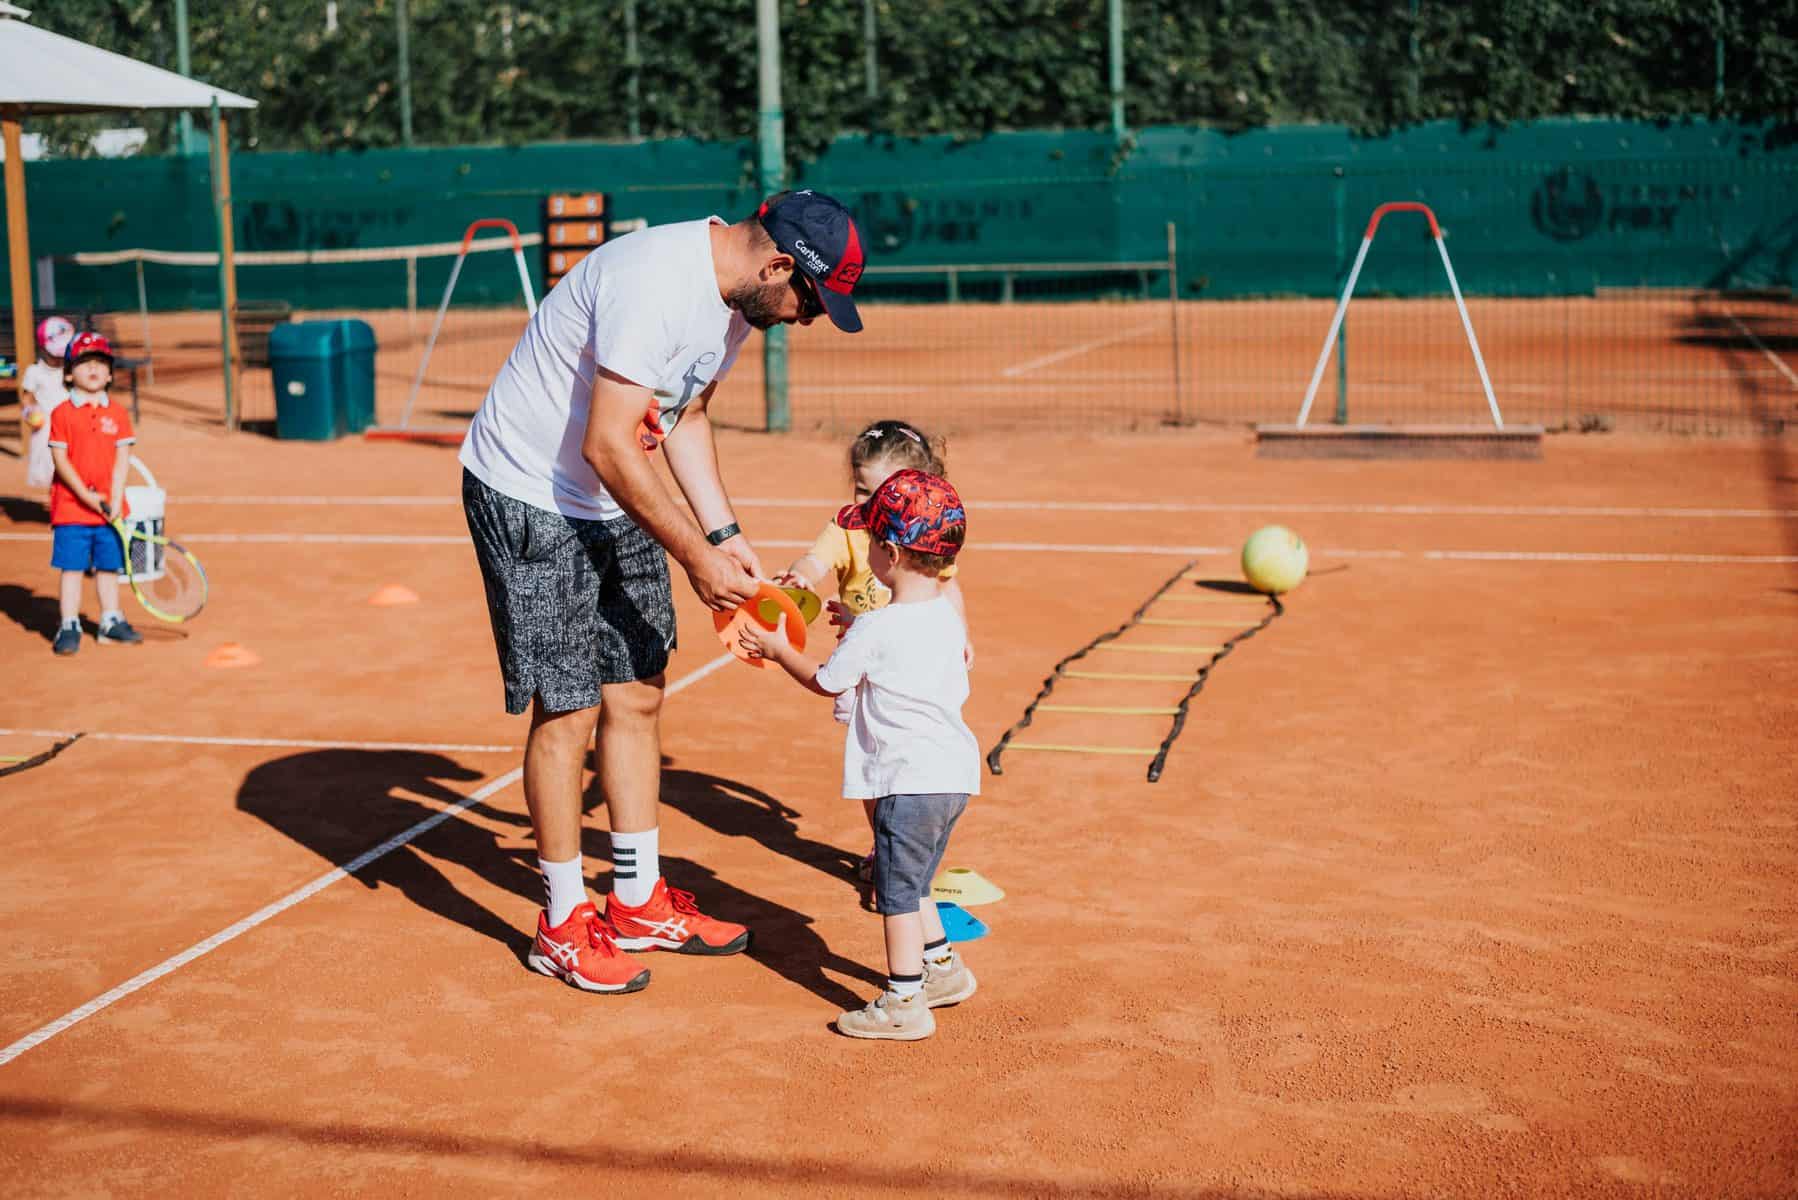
top-left (23, 316), bottom-right (75, 488)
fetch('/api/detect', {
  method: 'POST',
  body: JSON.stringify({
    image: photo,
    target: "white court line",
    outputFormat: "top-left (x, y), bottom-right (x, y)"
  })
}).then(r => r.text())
top-left (976, 500), bottom-right (1798, 519)
top-left (165, 496), bottom-right (1798, 519)
top-left (1000, 322), bottom-right (1161, 378)
top-left (1721, 309), bottom-right (1798, 390)
top-left (181, 496), bottom-right (460, 506)
top-left (0, 652), bottom-right (734, 1069)
top-left (0, 532), bottom-right (468, 546)
top-left (0, 729), bottom-right (518, 754)
top-left (964, 542), bottom-right (1796, 564)
top-left (1421, 549), bottom-right (1798, 564)
top-left (2, 531), bottom-right (1791, 564)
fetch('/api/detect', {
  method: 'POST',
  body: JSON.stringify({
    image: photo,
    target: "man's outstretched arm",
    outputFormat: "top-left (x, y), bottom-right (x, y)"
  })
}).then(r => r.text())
top-left (582, 367), bottom-right (756, 611)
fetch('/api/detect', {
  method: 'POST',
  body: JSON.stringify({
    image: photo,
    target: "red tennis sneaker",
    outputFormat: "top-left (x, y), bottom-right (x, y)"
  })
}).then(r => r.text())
top-left (605, 878), bottom-right (751, 956)
top-left (527, 901), bottom-right (651, 994)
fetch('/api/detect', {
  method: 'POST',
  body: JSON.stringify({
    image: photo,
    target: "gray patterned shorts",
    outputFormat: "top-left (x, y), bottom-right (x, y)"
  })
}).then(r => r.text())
top-left (462, 469), bottom-right (676, 715)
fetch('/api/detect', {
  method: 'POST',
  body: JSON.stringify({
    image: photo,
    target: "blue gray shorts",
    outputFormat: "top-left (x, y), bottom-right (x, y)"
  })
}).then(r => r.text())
top-left (51, 524), bottom-right (124, 573)
top-left (871, 792), bottom-right (969, 916)
top-left (461, 469), bottom-right (676, 715)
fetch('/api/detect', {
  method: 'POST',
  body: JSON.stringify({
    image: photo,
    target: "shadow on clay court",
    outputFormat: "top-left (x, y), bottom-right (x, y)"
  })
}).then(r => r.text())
top-left (0, 494), bottom-right (50, 524)
top-left (236, 749), bottom-right (538, 962)
top-left (579, 767), bottom-right (885, 1010)
top-left (0, 1097), bottom-right (1374, 1199)
top-left (659, 855), bottom-right (883, 1012)
top-left (655, 756), bottom-right (864, 886)
top-left (236, 749), bottom-right (882, 1008)
top-left (0, 582), bottom-right (81, 643)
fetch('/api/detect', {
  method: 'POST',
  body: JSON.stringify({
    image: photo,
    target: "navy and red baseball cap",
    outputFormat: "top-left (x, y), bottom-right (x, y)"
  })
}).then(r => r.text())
top-left (757, 190), bottom-right (865, 333)
top-left (837, 469), bottom-right (966, 557)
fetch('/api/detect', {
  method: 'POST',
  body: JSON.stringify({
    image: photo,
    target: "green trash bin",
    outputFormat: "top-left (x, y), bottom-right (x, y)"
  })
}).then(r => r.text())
top-left (268, 323), bottom-right (345, 441)
top-left (332, 319), bottom-right (378, 433)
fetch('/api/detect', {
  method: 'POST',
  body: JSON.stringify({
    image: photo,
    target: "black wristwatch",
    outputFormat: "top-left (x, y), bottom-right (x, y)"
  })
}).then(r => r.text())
top-left (705, 522), bottom-right (742, 546)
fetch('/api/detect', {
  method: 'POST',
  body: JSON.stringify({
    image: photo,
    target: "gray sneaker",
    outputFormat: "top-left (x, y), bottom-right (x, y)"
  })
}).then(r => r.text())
top-left (97, 616), bottom-right (144, 646)
top-left (52, 624), bottom-right (81, 656)
top-left (923, 950), bottom-right (978, 1009)
top-left (836, 988), bottom-right (935, 1041)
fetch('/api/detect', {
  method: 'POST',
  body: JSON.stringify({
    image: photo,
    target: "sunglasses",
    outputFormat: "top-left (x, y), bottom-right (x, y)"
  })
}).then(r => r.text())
top-left (790, 270), bottom-right (826, 320)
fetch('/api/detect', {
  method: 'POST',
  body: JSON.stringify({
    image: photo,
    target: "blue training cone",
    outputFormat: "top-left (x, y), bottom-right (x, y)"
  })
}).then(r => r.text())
top-left (936, 901), bottom-right (989, 943)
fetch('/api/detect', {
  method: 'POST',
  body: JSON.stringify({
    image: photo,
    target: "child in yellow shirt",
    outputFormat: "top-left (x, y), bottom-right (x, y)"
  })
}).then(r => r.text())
top-left (775, 419), bottom-right (973, 884)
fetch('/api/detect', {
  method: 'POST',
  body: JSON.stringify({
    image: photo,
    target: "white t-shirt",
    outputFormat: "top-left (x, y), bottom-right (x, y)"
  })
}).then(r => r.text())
top-left (459, 217), bottom-right (752, 520)
top-left (21, 361), bottom-right (68, 412)
top-left (813, 595), bottom-right (982, 800)
top-left (21, 362), bottom-right (68, 489)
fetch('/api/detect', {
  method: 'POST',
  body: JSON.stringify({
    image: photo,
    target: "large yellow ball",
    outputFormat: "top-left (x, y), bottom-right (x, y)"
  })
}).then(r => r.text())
top-left (1241, 525), bottom-right (1308, 594)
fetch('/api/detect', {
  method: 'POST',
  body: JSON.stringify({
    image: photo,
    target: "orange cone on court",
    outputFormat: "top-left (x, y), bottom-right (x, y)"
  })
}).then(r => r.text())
top-left (205, 643), bottom-right (261, 669)
top-left (368, 584), bottom-right (420, 607)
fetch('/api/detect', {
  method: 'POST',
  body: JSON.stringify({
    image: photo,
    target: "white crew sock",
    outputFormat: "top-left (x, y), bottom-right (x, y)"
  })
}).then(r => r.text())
top-left (887, 972), bottom-right (924, 999)
top-left (609, 827), bottom-right (659, 908)
top-left (539, 855), bottom-right (586, 927)
top-left (100, 609), bottom-right (125, 628)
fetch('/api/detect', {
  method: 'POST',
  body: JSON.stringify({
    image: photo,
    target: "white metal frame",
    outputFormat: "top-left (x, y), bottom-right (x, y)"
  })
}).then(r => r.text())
top-left (1297, 201), bottom-right (1503, 428)
top-left (398, 218), bottom-right (538, 429)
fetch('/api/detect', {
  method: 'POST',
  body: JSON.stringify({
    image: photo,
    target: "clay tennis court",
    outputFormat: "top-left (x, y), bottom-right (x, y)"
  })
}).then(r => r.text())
top-left (2, 379), bottom-right (1794, 1194)
top-left (93, 287), bottom-right (1798, 439)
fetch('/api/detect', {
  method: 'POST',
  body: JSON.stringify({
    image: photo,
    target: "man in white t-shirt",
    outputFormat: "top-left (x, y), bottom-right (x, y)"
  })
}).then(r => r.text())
top-left (460, 190), bottom-right (866, 995)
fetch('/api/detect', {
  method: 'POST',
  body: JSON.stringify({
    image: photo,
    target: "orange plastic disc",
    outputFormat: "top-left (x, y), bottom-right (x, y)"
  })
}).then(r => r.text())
top-left (713, 582), bottom-right (807, 668)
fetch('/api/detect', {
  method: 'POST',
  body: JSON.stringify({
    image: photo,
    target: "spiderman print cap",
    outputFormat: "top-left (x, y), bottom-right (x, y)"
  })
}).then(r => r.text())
top-left (836, 469), bottom-right (967, 557)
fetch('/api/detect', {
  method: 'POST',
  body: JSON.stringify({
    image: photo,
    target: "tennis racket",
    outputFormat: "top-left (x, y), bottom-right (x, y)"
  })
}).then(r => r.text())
top-left (99, 501), bottom-right (208, 623)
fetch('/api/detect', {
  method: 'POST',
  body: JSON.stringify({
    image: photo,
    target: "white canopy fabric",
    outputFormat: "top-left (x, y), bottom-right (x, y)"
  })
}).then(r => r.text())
top-left (0, 5), bottom-right (256, 116)
top-left (3, 2), bottom-right (258, 441)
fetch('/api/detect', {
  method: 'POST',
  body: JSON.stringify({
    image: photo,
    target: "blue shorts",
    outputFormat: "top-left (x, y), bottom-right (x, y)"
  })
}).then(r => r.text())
top-left (871, 793), bottom-right (969, 916)
top-left (51, 524), bottom-right (124, 573)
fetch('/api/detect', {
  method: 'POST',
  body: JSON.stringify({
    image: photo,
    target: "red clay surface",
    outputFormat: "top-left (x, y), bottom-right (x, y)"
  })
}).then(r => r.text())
top-left (37, 291), bottom-right (1798, 440)
top-left (0, 418), bottom-right (1795, 1197)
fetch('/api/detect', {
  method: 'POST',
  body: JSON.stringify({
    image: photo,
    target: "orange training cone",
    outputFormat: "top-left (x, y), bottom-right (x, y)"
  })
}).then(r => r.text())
top-left (205, 643), bottom-right (261, 669)
top-left (369, 584), bottom-right (420, 607)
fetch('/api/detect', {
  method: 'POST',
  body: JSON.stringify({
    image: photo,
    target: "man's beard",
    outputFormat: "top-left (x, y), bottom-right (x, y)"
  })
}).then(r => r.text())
top-left (727, 278), bottom-right (789, 330)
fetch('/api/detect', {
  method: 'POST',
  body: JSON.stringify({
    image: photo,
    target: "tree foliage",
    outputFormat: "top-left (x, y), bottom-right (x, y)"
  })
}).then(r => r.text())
top-left (19, 0), bottom-right (1798, 159)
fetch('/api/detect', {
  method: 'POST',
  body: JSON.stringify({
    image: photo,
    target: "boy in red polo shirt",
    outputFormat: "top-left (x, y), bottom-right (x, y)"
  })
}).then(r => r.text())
top-left (46, 333), bottom-right (143, 655)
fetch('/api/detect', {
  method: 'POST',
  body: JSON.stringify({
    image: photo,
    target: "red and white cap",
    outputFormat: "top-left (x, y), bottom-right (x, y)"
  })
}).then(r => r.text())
top-left (66, 331), bottom-right (115, 365)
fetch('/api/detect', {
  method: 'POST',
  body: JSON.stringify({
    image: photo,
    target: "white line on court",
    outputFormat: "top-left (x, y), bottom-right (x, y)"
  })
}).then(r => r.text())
top-left (163, 496), bottom-right (1798, 519)
top-left (180, 495), bottom-right (461, 506)
top-left (1420, 549), bottom-right (1798, 564)
top-left (0, 729), bottom-right (518, 754)
top-left (1000, 322), bottom-right (1161, 377)
top-left (1721, 309), bottom-right (1798, 390)
top-left (0, 532), bottom-right (471, 545)
top-left (0, 652), bottom-right (735, 1069)
top-left (4, 531), bottom-right (1786, 565)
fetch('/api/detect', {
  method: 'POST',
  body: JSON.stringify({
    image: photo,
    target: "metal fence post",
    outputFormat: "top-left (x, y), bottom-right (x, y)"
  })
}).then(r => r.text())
top-left (1168, 221), bottom-right (1183, 424)
top-left (757, 0), bottom-right (789, 432)
top-left (1332, 168), bottom-right (1349, 424)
